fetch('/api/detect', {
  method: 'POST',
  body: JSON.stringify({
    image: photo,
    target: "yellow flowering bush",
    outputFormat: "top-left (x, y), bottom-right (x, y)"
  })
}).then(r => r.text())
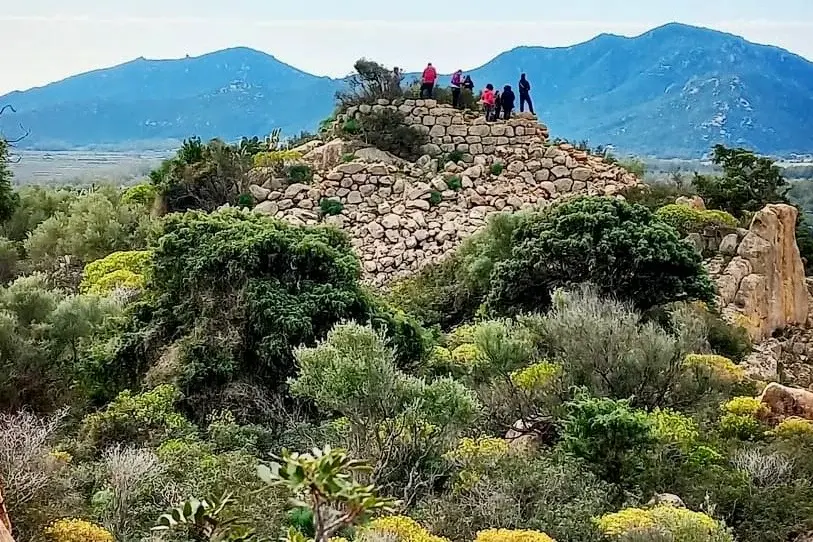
top-left (654, 204), bottom-right (738, 235)
top-left (45, 519), bottom-right (114, 542)
top-left (596, 507), bottom-right (656, 537)
top-left (722, 397), bottom-right (767, 417)
top-left (684, 354), bottom-right (745, 383)
top-left (650, 408), bottom-right (699, 451)
top-left (80, 250), bottom-right (152, 294)
top-left (445, 436), bottom-right (509, 465)
top-left (474, 528), bottom-right (556, 542)
top-left (367, 515), bottom-right (449, 542)
top-left (451, 343), bottom-right (480, 365)
top-left (510, 361), bottom-right (559, 392)
top-left (444, 436), bottom-right (509, 490)
top-left (253, 149), bottom-right (304, 168)
top-left (597, 505), bottom-right (731, 541)
top-left (447, 324), bottom-right (477, 349)
top-left (48, 450), bottom-right (73, 464)
top-left (772, 417), bottom-right (813, 440)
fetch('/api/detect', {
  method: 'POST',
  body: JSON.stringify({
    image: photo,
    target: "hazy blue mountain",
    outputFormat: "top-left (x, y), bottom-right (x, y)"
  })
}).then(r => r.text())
top-left (3, 24), bottom-right (813, 157)
top-left (463, 23), bottom-right (813, 157)
top-left (0, 47), bottom-right (341, 150)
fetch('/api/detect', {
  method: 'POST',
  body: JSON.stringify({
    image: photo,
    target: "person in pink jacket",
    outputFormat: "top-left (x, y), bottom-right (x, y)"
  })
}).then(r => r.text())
top-left (420, 62), bottom-right (438, 98)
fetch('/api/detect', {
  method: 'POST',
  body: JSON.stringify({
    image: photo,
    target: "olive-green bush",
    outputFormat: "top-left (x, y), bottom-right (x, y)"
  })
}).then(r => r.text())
top-left (109, 209), bottom-right (427, 420)
top-left (487, 197), bottom-right (715, 315)
top-left (654, 204), bottom-right (738, 236)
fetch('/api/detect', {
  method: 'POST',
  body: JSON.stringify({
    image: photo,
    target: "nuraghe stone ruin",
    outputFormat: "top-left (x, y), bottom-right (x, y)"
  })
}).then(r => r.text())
top-left (248, 99), bottom-right (639, 285)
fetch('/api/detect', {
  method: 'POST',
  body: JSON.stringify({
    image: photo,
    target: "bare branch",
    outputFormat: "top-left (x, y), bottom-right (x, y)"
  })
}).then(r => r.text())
top-left (0, 105), bottom-right (16, 117)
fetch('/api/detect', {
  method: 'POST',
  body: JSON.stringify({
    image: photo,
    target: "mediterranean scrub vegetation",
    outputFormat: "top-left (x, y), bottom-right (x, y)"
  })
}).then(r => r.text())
top-left (2, 105), bottom-right (813, 542)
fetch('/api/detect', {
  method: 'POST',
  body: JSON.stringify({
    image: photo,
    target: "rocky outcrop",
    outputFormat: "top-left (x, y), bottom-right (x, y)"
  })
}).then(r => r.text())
top-left (249, 103), bottom-right (639, 285)
top-left (709, 204), bottom-right (808, 343)
top-left (758, 382), bottom-right (813, 423)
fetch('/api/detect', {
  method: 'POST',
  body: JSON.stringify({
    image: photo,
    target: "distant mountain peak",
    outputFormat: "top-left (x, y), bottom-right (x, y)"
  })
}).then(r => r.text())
top-left (2, 23), bottom-right (813, 157)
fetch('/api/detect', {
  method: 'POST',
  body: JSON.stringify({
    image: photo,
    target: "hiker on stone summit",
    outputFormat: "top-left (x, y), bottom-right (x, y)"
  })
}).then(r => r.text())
top-left (450, 69), bottom-right (463, 108)
top-left (481, 84), bottom-right (496, 120)
top-left (519, 73), bottom-right (534, 114)
top-left (420, 63), bottom-right (438, 98)
top-left (462, 75), bottom-right (474, 92)
top-left (493, 89), bottom-right (502, 121)
top-left (501, 85), bottom-right (516, 120)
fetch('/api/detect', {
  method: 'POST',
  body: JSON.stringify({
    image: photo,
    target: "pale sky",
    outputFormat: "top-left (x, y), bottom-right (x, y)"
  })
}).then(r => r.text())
top-left (3, 0), bottom-right (813, 95)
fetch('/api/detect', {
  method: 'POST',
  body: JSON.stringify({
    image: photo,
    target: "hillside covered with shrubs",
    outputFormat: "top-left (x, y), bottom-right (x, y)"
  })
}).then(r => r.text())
top-left (1, 60), bottom-right (813, 542)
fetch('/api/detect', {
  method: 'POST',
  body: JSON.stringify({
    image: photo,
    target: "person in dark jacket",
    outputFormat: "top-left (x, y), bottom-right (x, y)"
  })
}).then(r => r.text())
top-left (493, 90), bottom-right (502, 121)
top-left (501, 85), bottom-right (515, 120)
top-left (518, 73), bottom-right (534, 114)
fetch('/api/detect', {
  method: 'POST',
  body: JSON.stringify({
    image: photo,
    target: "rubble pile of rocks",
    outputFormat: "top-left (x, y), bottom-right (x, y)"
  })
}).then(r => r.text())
top-left (248, 103), bottom-right (639, 285)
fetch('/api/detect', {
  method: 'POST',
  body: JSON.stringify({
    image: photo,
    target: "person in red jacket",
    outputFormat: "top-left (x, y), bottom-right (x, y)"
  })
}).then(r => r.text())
top-left (481, 84), bottom-right (496, 120)
top-left (420, 63), bottom-right (438, 98)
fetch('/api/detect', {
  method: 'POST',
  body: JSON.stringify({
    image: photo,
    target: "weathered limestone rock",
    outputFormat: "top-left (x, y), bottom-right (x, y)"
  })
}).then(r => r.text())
top-left (253, 201), bottom-right (279, 215)
top-left (676, 195), bottom-right (706, 210)
top-left (249, 184), bottom-right (271, 202)
top-left (304, 138), bottom-right (348, 171)
top-left (759, 382), bottom-right (813, 423)
top-left (725, 205), bottom-right (808, 342)
top-left (354, 147), bottom-right (403, 164)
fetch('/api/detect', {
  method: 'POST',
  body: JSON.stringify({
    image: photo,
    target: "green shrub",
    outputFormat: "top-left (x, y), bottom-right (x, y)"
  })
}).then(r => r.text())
top-left (618, 158), bottom-right (647, 178)
top-left (654, 204), bottom-right (738, 236)
top-left (490, 163), bottom-right (505, 176)
top-left (429, 191), bottom-right (443, 206)
top-left (149, 137), bottom-right (254, 213)
top-left (112, 209), bottom-right (425, 419)
top-left (446, 175), bottom-right (462, 191)
top-left (286, 164), bottom-right (314, 184)
top-left (486, 197), bottom-right (715, 315)
top-left (236, 193), bottom-right (254, 207)
top-left (341, 153), bottom-right (356, 163)
top-left (342, 118), bottom-right (361, 134)
top-left (693, 145), bottom-right (788, 217)
top-left (80, 385), bottom-right (196, 450)
top-left (346, 109), bottom-right (428, 161)
top-left (25, 189), bottom-right (151, 269)
top-left (419, 452), bottom-right (612, 542)
top-left (0, 236), bottom-right (18, 283)
top-left (560, 394), bottom-right (656, 487)
top-left (621, 183), bottom-right (694, 212)
top-left (121, 183), bottom-right (157, 207)
top-left (446, 150), bottom-right (464, 163)
top-left (319, 198), bottom-right (344, 216)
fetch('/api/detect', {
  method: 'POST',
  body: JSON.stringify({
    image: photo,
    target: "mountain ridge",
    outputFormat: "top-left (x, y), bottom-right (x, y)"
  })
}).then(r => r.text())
top-left (2, 22), bottom-right (813, 157)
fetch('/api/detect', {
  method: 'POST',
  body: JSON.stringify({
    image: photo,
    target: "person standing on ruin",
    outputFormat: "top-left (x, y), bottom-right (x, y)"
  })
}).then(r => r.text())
top-left (493, 89), bottom-right (502, 121)
top-left (420, 63), bottom-right (438, 98)
top-left (450, 70), bottom-right (463, 109)
top-left (501, 85), bottom-right (516, 120)
top-left (519, 73), bottom-right (534, 114)
top-left (481, 84), bottom-right (496, 120)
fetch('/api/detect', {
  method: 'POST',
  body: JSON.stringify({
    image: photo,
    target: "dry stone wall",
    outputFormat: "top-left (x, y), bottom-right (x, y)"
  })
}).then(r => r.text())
top-left (344, 99), bottom-right (550, 159)
top-left (250, 103), bottom-right (639, 285)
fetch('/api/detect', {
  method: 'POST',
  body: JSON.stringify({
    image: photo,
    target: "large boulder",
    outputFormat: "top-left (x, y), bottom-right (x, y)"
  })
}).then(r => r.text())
top-left (303, 138), bottom-right (349, 171)
top-left (354, 146), bottom-right (404, 165)
top-left (717, 204), bottom-right (808, 342)
top-left (759, 382), bottom-right (813, 423)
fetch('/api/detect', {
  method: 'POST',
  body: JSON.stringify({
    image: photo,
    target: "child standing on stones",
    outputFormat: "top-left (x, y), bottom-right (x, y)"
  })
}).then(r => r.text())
top-left (493, 89), bottom-right (502, 122)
